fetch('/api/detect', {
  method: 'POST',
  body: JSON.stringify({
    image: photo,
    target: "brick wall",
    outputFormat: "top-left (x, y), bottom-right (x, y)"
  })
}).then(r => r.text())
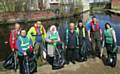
top-left (112, 0), bottom-right (120, 9)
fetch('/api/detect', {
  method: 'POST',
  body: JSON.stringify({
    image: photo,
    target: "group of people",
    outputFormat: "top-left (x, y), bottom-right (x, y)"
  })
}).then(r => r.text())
top-left (9, 16), bottom-right (117, 74)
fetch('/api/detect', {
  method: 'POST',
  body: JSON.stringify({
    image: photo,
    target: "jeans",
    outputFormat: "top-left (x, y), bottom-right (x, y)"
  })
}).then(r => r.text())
top-left (34, 42), bottom-right (46, 59)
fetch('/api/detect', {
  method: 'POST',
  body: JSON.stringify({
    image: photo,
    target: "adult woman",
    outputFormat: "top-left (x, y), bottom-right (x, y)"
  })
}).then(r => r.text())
top-left (46, 25), bottom-right (61, 69)
top-left (104, 23), bottom-right (117, 67)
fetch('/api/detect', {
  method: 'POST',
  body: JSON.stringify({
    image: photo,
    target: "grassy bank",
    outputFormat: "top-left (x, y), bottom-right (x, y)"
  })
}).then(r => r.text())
top-left (107, 9), bottom-right (120, 15)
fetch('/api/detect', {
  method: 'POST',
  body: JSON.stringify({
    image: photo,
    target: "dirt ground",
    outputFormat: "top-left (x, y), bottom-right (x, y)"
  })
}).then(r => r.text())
top-left (1, 54), bottom-right (120, 74)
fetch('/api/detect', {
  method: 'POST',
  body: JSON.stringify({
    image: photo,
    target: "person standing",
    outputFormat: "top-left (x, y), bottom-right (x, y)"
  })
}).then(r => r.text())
top-left (46, 25), bottom-right (61, 69)
top-left (27, 21), bottom-right (46, 59)
top-left (88, 16), bottom-right (102, 58)
top-left (9, 23), bottom-right (21, 52)
top-left (17, 30), bottom-right (33, 74)
top-left (103, 23), bottom-right (117, 67)
top-left (77, 20), bottom-right (88, 61)
top-left (65, 22), bottom-right (79, 64)
top-left (9, 23), bottom-right (21, 71)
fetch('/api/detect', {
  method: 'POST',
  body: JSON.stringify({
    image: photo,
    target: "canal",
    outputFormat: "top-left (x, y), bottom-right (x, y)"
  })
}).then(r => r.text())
top-left (0, 10), bottom-right (120, 61)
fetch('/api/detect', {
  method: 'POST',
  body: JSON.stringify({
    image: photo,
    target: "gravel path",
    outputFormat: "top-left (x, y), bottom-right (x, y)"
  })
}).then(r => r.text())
top-left (1, 54), bottom-right (120, 74)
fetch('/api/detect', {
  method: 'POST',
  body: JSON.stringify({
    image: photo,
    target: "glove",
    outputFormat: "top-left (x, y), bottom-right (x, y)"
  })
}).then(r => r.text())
top-left (50, 41), bottom-right (54, 44)
top-left (29, 46), bottom-right (33, 53)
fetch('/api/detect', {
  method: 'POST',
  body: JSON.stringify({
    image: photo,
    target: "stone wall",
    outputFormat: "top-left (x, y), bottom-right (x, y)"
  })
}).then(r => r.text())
top-left (112, 0), bottom-right (120, 9)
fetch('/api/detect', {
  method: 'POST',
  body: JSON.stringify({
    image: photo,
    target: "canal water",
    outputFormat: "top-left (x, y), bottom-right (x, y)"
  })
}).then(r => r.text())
top-left (0, 10), bottom-right (120, 61)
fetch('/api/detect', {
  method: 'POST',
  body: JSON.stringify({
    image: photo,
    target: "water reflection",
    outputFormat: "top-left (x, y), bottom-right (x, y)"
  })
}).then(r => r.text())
top-left (92, 12), bottom-right (120, 46)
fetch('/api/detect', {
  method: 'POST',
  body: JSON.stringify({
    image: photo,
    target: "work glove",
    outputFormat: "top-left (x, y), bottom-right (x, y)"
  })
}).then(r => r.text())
top-left (50, 41), bottom-right (54, 44)
top-left (29, 46), bottom-right (33, 53)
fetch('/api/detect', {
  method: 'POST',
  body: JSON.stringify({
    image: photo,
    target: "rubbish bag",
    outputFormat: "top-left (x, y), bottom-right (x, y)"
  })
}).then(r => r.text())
top-left (3, 52), bottom-right (18, 70)
top-left (23, 54), bottom-right (37, 74)
top-left (107, 45), bottom-right (118, 67)
top-left (107, 53), bottom-right (117, 67)
top-left (80, 39), bottom-right (88, 58)
top-left (29, 54), bottom-right (37, 73)
top-left (52, 42), bottom-right (65, 69)
top-left (23, 56), bottom-right (30, 74)
top-left (43, 50), bottom-right (47, 59)
top-left (34, 42), bottom-right (46, 59)
top-left (112, 46), bottom-right (118, 54)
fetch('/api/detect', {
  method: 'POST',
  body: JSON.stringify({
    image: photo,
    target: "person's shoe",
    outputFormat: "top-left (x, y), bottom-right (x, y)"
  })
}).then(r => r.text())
top-left (52, 65), bottom-right (64, 70)
top-left (71, 61), bottom-right (76, 64)
top-left (76, 59), bottom-right (82, 62)
top-left (92, 55), bottom-right (96, 59)
top-left (65, 61), bottom-right (70, 65)
top-left (83, 57), bottom-right (87, 61)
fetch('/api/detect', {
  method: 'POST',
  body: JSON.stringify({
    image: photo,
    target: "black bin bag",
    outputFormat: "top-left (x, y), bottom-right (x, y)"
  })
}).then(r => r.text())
top-left (3, 52), bottom-right (18, 70)
top-left (52, 42), bottom-right (65, 69)
top-left (23, 53), bottom-right (37, 74)
top-left (107, 46), bottom-right (118, 67)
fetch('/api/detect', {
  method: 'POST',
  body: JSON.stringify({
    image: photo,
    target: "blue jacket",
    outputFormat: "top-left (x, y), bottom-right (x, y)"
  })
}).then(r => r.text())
top-left (17, 36), bottom-right (32, 56)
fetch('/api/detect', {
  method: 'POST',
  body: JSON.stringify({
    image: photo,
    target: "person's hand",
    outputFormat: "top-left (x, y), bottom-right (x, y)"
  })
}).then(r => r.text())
top-left (38, 32), bottom-right (43, 36)
top-left (29, 46), bottom-right (33, 53)
top-left (50, 41), bottom-right (54, 44)
top-left (65, 46), bottom-right (67, 49)
top-left (23, 52), bottom-right (27, 56)
top-left (89, 37), bottom-right (91, 42)
top-left (76, 46), bottom-right (79, 48)
top-left (100, 37), bottom-right (102, 41)
top-left (12, 48), bottom-right (14, 52)
top-left (58, 40), bottom-right (62, 43)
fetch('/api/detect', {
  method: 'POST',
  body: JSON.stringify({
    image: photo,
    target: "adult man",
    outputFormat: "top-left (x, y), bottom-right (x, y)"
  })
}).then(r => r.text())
top-left (9, 23), bottom-right (21, 51)
top-left (27, 21), bottom-right (46, 59)
top-left (65, 22), bottom-right (79, 64)
top-left (88, 16), bottom-right (102, 58)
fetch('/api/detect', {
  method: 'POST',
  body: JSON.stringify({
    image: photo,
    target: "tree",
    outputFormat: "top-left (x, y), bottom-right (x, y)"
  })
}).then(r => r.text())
top-left (0, 0), bottom-right (37, 12)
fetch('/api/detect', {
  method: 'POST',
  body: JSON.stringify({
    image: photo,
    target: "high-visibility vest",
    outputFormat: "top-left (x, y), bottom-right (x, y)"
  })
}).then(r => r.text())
top-left (76, 27), bottom-right (86, 38)
top-left (104, 28), bottom-right (113, 44)
top-left (49, 32), bottom-right (59, 46)
top-left (12, 30), bottom-right (20, 44)
top-left (27, 25), bottom-right (46, 45)
top-left (19, 36), bottom-right (30, 51)
top-left (66, 29), bottom-right (79, 46)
